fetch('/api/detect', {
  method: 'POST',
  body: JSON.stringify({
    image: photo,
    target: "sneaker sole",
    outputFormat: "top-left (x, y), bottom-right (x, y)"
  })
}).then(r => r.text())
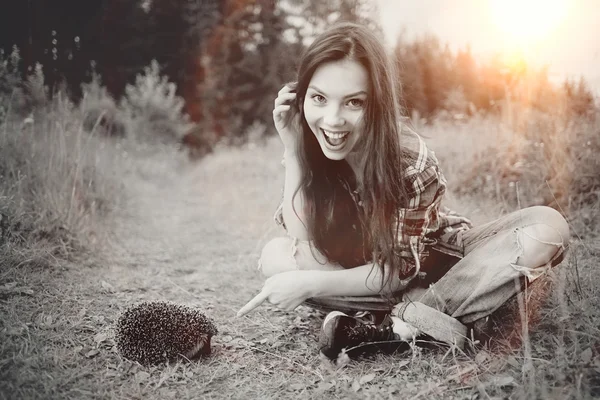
top-left (322, 311), bottom-right (347, 326)
top-left (319, 311), bottom-right (350, 360)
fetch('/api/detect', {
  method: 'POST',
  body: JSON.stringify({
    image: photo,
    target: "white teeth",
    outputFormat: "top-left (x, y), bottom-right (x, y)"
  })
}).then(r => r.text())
top-left (321, 129), bottom-right (349, 139)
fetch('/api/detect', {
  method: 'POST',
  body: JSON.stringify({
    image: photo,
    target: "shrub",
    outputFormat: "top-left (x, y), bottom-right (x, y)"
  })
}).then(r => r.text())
top-left (2, 62), bottom-right (49, 120)
top-left (20, 63), bottom-right (48, 113)
top-left (0, 71), bottom-right (125, 258)
top-left (0, 47), bottom-right (23, 123)
top-left (430, 103), bottom-right (600, 237)
top-left (120, 60), bottom-right (193, 145)
top-left (80, 72), bottom-right (126, 137)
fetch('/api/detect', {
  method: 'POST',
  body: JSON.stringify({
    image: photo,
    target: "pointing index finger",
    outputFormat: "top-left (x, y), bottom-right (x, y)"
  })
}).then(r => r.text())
top-left (236, 289), bottom-right (270, 317)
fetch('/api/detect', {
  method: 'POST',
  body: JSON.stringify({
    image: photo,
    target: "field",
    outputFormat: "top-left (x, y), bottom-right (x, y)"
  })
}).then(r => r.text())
top-left (1, 104), bottom-right (599, 399)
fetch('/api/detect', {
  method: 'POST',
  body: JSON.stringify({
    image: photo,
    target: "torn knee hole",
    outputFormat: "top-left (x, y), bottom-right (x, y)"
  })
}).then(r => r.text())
top-left (512, 224), bottom-right (566, 281)
top-left (510, 262), bottom-right (550, 283)
top-left (514, 224), bottom-right (566, 255)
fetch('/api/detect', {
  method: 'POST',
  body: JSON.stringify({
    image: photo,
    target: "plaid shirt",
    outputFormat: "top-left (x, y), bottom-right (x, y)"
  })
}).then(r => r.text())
top-left (390, 127), bottom-right (472, 282)
top-left (274, 127), bottom-right (472, 283)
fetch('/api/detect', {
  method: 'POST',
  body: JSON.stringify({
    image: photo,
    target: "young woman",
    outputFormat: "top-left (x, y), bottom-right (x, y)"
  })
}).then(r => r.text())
top-left (237, 22), bottom-right (570, 359)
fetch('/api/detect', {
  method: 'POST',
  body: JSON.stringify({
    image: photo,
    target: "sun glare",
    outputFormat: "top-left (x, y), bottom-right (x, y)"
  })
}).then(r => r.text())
top-left (490, 0), bottom-right (569, 43)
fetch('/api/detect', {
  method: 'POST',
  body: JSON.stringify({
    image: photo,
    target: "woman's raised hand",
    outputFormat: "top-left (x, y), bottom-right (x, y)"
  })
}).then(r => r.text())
top-left (273, 82), bottom-right (301, 151)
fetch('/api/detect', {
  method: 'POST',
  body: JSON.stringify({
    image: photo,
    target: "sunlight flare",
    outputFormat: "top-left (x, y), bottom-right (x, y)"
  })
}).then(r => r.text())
top-left (490, 0), bottom-right (569, 43)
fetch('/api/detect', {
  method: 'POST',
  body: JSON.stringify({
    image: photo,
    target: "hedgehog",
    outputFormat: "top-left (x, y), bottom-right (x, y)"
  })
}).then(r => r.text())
top-left (115, 301), bottom-right (217, 366)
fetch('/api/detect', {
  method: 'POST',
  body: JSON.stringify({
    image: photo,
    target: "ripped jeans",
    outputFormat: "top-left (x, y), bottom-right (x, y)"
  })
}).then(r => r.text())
top-left (259, 206), bottom-right (569, 330)
top-left (402, 206), bottom-right (569, 325)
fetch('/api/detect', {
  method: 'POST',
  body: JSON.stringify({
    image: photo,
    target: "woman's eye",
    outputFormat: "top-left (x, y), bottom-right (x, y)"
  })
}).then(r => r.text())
top-left (348, 98), bottom-right (365, 108)
top-left (311, 94), bottom-right (326, 104)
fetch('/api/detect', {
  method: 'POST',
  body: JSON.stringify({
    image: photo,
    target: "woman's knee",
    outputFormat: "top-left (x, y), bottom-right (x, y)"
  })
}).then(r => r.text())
top-left (258, 237), bottom-right (297, 278)
top-left (516, 206), bottom-right (570, 268)
top-left (523, 206), bottom-right (570, 243)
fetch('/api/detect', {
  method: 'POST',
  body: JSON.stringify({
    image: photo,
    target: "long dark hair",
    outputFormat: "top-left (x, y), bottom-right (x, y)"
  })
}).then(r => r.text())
top-left (292, 23), bottom-right (411, 287)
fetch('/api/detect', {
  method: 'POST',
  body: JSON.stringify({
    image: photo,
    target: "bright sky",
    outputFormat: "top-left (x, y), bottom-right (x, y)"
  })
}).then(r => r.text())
top-left (377, 0), bottom-right (600, 92)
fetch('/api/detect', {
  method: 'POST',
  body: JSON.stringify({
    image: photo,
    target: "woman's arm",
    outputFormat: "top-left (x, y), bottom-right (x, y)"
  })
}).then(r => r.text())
top-left (281, 150), bottom-right (311, 240)
top-left (309, 262), bottom-right (408, 297)
top-left (271, 82), bottom-right (310, 240)
top-left (237, 262), bottom-right (407, 316)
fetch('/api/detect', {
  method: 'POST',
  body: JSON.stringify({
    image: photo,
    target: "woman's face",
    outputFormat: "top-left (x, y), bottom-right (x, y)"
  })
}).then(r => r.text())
top-left (303, 59), bottom-right (368, 161)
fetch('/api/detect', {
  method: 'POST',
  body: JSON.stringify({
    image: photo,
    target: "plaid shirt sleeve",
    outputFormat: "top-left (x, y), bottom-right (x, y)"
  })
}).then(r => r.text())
top-left (395, 136), bottom-right (447, 282)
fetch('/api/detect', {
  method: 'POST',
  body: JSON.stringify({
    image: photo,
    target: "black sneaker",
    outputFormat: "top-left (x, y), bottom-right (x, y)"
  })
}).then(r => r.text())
top-left (319, 311), bottom-right (406, 361)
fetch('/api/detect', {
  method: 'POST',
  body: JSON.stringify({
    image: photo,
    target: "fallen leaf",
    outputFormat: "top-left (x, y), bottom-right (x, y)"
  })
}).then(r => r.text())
top-left (493, 375), bottom-right (516, 387)
top-left (317, 381), bottom-right (334, 392)
top-left (352, 380), bottom-right (361, 392)
top-left (487, 357), bottom-right (506, 372)
top-left (289, 383), bottom-right (305, 391)
top-left (94, 331), bottom-right (110, 344)
top-left (436, 385), bottom-right (449, 394)
top-left (5, 327), bottom-right (25, 336)
top-left (105, 370), bottom-right (119, 378)
top-left (231, 338), bottom-right (253, 349)
top-left (85, 349), bottom-right (99, 358)
top-left (447, 365), bottom-right (478, 384)
top-left (580, 347), bottom-right (593, 364)
top-left (334, 350), bottom-right (351, 368)
top-left (506, 355), bottom-right (520, 368)
top-left (43, 315), bottom-right (53, 326)
top-left (19, 288), bottom-right (34, 295)
top-left (296, 341), bottom-right (308, 350)
top-left (37, 314), bottom-right (53, 327)
top-left (0, 282), bottom-right (17, 290)
top-left (136, 371), bottom-right (150, 381)
top-left (101, 281), bottom-right (115, 293)
top-left (359, 373), bottom-right (376, 385)
top-left (1, 285), bottom-right (35, 296)
top-left (475, 350), bottom-right (489, 364)
top-left (220, 335), bottom-right (233, 343)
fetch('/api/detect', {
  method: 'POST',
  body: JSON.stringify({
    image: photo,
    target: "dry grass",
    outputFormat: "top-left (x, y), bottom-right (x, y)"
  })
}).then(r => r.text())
top-left (1, 103), bottom-right (599, 400)
top-left (0, 93), bottom-right (127, 259)
top-left (425, 105), bottom-right (600, 235)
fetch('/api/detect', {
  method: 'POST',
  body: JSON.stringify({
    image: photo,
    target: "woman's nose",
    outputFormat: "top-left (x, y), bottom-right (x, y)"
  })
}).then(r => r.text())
top-left (323, 108), bottom-right (345, 127)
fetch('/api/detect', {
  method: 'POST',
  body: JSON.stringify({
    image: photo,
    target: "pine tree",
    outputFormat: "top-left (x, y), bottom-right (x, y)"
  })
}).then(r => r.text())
top-left (197, 0), bottom-right (295, 139)
top-left (93, 0), bottom-right (153, 98)
top-left (453, 47), bottom-right (479, 111)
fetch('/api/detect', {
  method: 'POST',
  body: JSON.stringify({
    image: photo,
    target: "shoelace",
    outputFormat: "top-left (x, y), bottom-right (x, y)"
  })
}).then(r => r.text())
top-left (353, 311), bottom-right (376, 324)
top-left (348, 317), bottom-right (395, 342)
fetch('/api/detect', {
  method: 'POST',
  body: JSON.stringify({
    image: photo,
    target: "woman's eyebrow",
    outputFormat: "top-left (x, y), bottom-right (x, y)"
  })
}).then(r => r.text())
top-left (308, 85), bottom-right (367, 98)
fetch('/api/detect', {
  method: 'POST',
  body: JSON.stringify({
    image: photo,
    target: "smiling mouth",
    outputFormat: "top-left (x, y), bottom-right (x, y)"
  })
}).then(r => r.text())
top-left (321, 128), bottom-right (349, 147)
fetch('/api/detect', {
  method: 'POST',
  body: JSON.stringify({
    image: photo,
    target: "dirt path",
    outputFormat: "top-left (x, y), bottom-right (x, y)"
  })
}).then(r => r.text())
top-left (102, 157), bottom-right (269, 315)
top-left (85, 144), bottom-right (350, 399)
top-left (3, 143), bottom-right (344, 400)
